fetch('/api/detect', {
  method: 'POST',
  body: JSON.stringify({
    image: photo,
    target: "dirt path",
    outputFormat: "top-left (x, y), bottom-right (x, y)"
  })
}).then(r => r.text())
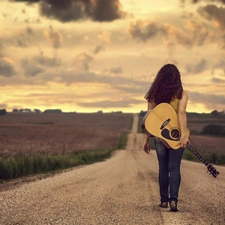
top-left (0, 114), bottom-right (225, 225)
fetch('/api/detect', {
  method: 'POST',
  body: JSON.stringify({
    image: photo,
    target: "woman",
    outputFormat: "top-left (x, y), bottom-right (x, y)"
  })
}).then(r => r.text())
top-left (143, 64), bottom-right (189, 212)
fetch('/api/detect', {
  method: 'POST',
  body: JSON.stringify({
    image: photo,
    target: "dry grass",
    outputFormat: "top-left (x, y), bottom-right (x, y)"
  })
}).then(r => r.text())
top-left (0, 113), bottom-right (132, 158)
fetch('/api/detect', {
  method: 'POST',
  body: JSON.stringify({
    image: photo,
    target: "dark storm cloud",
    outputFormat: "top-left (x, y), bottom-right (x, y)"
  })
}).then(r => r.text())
top-left (11, 0), bottom-right (126, 22)
top-left (0, 57), bottom-right (16, 77)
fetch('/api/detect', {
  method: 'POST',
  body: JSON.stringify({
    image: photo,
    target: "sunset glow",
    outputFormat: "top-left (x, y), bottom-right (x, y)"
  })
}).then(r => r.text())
top-left (0, 0), bottom-right (224, 113)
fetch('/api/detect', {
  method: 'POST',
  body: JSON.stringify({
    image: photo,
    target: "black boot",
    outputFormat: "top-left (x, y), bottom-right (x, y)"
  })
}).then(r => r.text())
top-left (169, 201), bottom-right (178, 212)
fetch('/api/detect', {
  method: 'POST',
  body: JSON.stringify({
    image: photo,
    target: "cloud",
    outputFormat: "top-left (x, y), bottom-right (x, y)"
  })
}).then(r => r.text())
top-left (163, 24), bottom-right (193, 48)
top-left (73, 53), bottom-right (93, 71)
top-left (92, 45), bottom-right (104, 55)
top-left (26, 26), bottom-right (33, 35)
top-left (128, 19), bottom-right (209, 49)
top-left (12, 0), bottom-right (126, 22)
top-left (0, 57), bottom-right (17, 77)
top-left (212, 59), bottom-right (225, 73)
top-left (21, 57), bottom-right (44, 77)
top-left (20, 52), bottom-right (61, 77)
top-left (34, 53), bottom-right (61, 67)
top-left (128, 20), bottom-right (160, 42)
top-left (109, 67), bottom-right (123, 74)
top-left (197, 4), bottom-right (225, 29)
top-left (0, 103), bottom-right (7, 109)
top-left (183, 20), bottom-right (209, 46)
top-left (44, 26), bottom-right (63, 48)
top-left (98, 30), bottom-right (111, 43)
top-left (185, 58), bottom-right (207, 74)
top-left (211, 77), bottom-right (225, 83)
top-left (189, 91), bottom-right (225, 108)
top-left (181, 0), bottom-right (225, 4)
top-left (77, 98), bottom-right (143, 109)
top-left (38, 67), bottom-right (148, 93)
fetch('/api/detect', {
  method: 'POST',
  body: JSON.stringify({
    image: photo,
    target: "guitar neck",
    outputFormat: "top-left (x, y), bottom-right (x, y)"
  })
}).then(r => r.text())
top-left (186, 144), bottom-right (209, 167)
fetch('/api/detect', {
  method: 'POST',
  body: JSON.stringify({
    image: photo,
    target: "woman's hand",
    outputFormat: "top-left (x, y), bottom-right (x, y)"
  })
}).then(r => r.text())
top-left (180, 135), bottom-right (190, 148)
top-left (143, 141), bottom-right (151, 154)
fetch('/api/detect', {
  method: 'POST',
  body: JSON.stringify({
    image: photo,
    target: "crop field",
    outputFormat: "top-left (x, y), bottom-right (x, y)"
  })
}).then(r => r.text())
top-left (187, 114), bottom-right (225, 156)
top-left (188, 135), bottom-right (225, 156)
top-left (0, 113), bottom-right (133, 158)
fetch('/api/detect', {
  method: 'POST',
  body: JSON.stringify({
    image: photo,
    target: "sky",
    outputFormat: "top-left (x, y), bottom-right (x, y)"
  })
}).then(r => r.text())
top-left (0, 0), bottom-right (225, 113)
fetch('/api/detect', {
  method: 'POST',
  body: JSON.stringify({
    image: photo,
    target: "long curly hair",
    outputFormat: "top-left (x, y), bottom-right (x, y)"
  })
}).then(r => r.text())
top-left (144, 64), bottom-right (183, 105)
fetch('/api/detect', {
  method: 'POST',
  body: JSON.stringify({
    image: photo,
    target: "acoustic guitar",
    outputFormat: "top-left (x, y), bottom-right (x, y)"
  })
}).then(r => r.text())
top-left (141, 103), bottom-right (219, 178)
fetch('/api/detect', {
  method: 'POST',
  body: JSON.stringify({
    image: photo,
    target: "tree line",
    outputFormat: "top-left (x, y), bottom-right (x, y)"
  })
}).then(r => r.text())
top-left (0, 108), bottom-right (64, 115)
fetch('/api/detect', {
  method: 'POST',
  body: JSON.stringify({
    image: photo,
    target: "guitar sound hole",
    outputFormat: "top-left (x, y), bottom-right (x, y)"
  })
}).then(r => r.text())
top-left (171, 129), bottom-right (180, 139)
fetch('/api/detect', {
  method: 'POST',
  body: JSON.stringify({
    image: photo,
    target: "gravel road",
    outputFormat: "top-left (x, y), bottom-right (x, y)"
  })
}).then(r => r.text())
top-left (0, 115), bottom-right (224, 225)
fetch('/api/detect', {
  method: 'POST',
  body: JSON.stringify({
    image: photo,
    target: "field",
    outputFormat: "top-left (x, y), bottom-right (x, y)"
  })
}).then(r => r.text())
top-left (139, 112), bottom-right (225, 157)
top-left (1, 111), bottom-right (225, 158)
top-left (187, 114), bottom-right (225, 156)
top-left (0, 113), bottom-right (133, 158)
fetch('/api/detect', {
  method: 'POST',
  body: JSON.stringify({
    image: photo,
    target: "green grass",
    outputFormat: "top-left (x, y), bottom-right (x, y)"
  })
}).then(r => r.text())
top-left (0, 133), bottom-right (128, 182)
top-left (182, 149), bottom-right (225, 165)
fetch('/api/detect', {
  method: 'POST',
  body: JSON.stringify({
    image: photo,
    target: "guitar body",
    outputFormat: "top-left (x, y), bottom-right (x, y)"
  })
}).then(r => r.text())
top-left (141, 103), bottom-right (189, 149)
top-left (141, 103), bottom-right (219, 178)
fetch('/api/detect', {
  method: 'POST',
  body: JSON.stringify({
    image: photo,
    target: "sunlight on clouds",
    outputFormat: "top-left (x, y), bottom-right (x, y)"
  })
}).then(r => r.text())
top-left (187, 103), bottom-right (212, 114)
top-left (1, 82), bottom-right (120, 113)
top-left (0, 0), bottom-right (225, 113)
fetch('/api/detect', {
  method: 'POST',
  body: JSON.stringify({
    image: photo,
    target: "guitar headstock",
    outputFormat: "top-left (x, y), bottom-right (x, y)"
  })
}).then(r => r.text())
top-left (207, 164), bottom-right (219, 178)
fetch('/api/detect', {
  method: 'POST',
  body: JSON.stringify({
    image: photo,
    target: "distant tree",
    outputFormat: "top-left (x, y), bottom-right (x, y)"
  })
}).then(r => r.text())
top-left (139, 110), bottom-right (147, 117)
top-left (12, 109), bottom-right (19, 113)
top-left (113, 111), bottom-right (123, 114)
top-left (0, 109), bottom-right (7, 116)
top-left (19, 108), bottom-right (31, 113)
top-left (211, 110), bottom-right (220, 117)
top-left (201, 124), bottom-right (224, 136)
top-left (33, 109), bottom-right (41, 113)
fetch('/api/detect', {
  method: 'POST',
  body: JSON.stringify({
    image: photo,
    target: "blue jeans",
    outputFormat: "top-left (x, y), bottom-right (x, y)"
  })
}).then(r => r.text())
top-left (154, 139), bottom-right (184, 203)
